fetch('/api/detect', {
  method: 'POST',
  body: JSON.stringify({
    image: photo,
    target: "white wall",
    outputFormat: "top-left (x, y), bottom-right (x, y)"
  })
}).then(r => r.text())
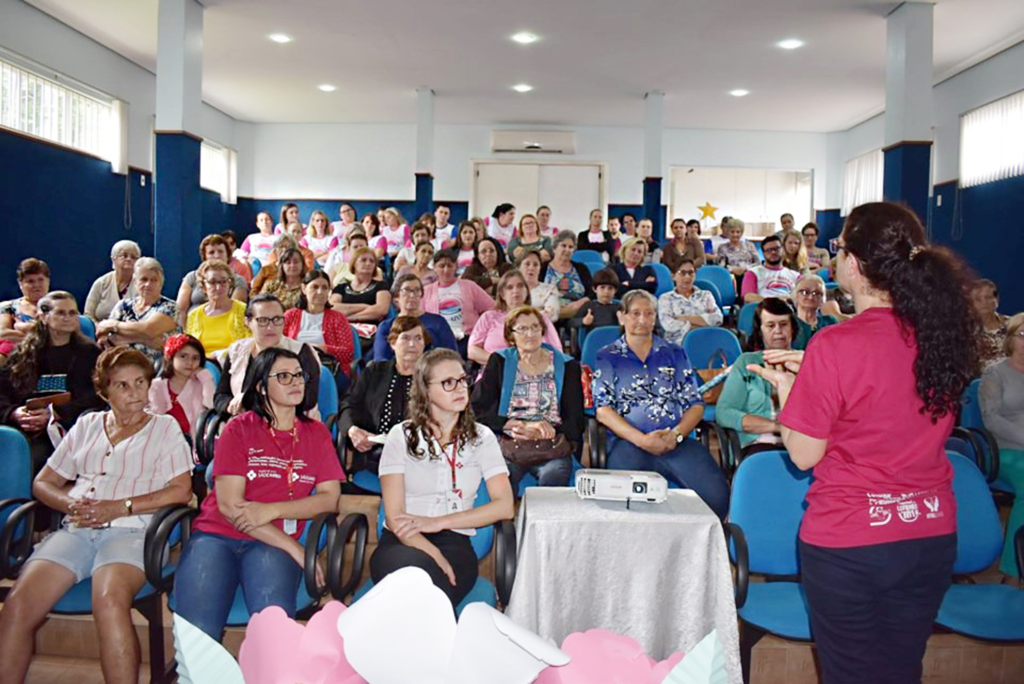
top-left (0, 0), bottom-right (238, 172)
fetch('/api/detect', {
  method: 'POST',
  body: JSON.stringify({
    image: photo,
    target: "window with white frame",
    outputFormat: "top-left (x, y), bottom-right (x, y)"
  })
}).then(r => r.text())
top-left (200, 140), bottom-right (237, 204)
top-left (0, 50), bottom-right (124, 172)
top-left (960, 90), bottom-right (1024, 188)
top-left (841, 149), bottom-right (884, 217)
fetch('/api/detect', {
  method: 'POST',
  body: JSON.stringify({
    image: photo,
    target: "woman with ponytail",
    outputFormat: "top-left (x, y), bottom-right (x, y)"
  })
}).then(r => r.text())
top-left (748, 202), bottom-right (979, 684)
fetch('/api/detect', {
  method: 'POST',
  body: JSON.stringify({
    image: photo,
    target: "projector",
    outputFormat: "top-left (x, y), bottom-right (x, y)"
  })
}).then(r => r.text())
top-left (575, 469), bottom-right (668, 505)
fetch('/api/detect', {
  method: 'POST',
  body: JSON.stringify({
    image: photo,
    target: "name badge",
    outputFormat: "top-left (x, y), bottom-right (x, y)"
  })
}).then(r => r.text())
top-left (445, 489), bottom-right (463, 513)
top-left (282, 519), bottom-right (297, 535)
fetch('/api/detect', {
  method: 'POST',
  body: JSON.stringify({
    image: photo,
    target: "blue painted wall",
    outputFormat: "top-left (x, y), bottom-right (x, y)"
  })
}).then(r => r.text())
top-left (608, 203), bottom-right (669, 241)
top-left (883, 143), bottom-right (931, 224)
top-left (814, 209), bottom-right (843, 245)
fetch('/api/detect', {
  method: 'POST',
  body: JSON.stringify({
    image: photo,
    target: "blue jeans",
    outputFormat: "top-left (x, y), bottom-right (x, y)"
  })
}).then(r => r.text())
top-left (173, 531), bottom-right (301, 640)
top-left (506, 455), bottom-right (573, 494)
top-left (607, 436), bottom-right (730, 519)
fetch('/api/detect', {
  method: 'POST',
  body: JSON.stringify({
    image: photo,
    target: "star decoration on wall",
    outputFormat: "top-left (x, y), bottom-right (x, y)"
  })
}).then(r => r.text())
top-left (698, 202), bottom-right (719, 220)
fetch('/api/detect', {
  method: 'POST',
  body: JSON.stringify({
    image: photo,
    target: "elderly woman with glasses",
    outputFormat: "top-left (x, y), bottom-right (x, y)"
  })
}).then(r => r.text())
top-left (471, 305), bottom-right (583, 493)
top-left (371, 348), bottom-right (514, 608)
top-left (185, 260), bottom-right (251, 355)
top-left (96, 257), bottom-right (180, 366)
top-left (213, 294), bottom-right (320, 418)
top-left (85, 240), bottom-right (141, 323)
top-left (467, 270), bottom-right (561, 367)
top-left (174, 235), bottom-right (249, 328)
top-left (372, 274), bottom-right (458, 362)
top-left (792, 274), bottom-right (838, 350)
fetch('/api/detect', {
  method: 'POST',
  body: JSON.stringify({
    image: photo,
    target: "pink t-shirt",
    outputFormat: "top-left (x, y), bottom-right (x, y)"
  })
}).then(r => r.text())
top-left (779, 308), bottom-right (956, 548)
top-left (486, 217), bottom-right (516, 247)
top-left (195, 412), bottom-right (346, 541)
top-left (468, 309), bottom-right (562, 356)
top-left (301, 234), bottom-right (339, 257)
top-left (379, 224), bottom-right (411, 256)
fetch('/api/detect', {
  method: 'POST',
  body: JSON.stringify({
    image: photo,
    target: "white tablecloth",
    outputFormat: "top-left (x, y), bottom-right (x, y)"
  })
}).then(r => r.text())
top-left (505, 487), bottom-right (741, 684)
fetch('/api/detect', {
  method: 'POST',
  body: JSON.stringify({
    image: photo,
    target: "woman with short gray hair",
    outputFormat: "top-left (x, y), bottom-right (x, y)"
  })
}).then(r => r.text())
top-left (542, 230), bottom-right (594, 320)
top-left (96, 257), bottom-right (179, 364)
top-left (84, 240), bottom-right (141, 322)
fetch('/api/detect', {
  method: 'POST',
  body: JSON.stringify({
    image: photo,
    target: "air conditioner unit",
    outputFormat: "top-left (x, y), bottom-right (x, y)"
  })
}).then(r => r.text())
top-left (491, 130), bottom-right (576, 154)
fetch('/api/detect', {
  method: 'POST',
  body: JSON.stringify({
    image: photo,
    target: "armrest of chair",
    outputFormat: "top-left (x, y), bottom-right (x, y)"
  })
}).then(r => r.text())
top-left (494, 519), bottom-right (517, 608)
top-left (724, 522), bottom-right (749, 609)
top-left (967, 426), bottom-right (1001, 484)
top-left (328, 512), bottom-right (369, 601)
top-left (144, 505), bottom-right (198, 592)
top-left (303, 512), bottom-right (339, 600)
top-left (195, 408), bottom-right (227, 466)
top-left (1015, 525), bottom-right (1023, 580)
top-left (0, 498), bottom-right (37, 579)
top-left (703, 421), bottom-right (733, 480)
top-left (724, 427), bottom-right (742, 479)
top-left (587, 417), bottom-right (608, 470)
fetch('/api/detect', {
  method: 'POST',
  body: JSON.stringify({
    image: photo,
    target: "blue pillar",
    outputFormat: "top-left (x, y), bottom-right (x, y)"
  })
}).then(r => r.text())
top-left (883, 141), bottom-right (931, 224)
top-left (155, 133), bottom-right (202, 288)
top-left (642, 177), bottom-right (664, 242)
top-left (415, 173), bottom-right (433, 222)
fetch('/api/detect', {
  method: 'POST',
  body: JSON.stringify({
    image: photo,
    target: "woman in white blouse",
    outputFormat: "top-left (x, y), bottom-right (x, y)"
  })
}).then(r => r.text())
top-left (0, 347), bottom-right (192, 684)
top-left (371, 348), bottom-right (514, 607)
top-left (518, 249), bottom-right (561, 323)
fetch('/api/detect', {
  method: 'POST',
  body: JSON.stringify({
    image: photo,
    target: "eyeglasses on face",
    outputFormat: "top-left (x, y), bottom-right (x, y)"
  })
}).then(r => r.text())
top-left (399, 287), bottom-right (423, 296)
top-left (763, 246), bottom-right (783, 254)
top-left (251, 315), bottom-right (285, 327)
top-left (431, 376), bottom-right (472, 392)
top-left (204, 278), bottom-right (231, 287)
top-left (512, 324), bottom-right (543, 335)
top-left (797, 289), bottom-right (824, 299)
top-left (270, 370), bottom-right (309, 385)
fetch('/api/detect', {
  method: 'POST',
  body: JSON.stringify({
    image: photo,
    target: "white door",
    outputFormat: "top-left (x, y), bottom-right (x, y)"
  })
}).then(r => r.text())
top-left (537, 165), bottom-right (602, 234)
top-left (473, 164), bottom-right (539, 225)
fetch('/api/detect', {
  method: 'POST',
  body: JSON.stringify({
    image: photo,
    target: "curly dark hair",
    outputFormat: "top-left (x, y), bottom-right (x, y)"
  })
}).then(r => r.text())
top-left (6, 292), bottom-right (92, 395)
top-left (404, 348), bottom-right (479, 461)
top-left (748, 297), bottom-right (798, 352)
top-left (842, 202), bottom-right (979, 421)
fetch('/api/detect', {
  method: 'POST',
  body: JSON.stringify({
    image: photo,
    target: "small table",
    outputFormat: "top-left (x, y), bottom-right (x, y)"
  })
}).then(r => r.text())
top-left (505, 487), bottom-right (741, 684)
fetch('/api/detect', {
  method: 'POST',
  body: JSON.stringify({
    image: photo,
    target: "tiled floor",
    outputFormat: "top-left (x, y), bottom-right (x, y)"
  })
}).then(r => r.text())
top-left (26, 656), bottom-right (149, 684)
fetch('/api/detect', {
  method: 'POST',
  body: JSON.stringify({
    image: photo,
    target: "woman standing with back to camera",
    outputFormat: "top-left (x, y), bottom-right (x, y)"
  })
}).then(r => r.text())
top-left (749, 202), bottom-right (978, 684)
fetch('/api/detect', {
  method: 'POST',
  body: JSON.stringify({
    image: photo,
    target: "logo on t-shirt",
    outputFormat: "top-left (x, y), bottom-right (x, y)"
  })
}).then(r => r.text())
top-left (247, 470), bottom-right (257, 480)
top-left (897, 499), bottom-right (920, 523)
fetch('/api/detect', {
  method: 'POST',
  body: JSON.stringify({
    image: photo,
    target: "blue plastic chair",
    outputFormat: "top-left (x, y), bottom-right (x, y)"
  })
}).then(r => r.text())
top-left (572, 249), bottom-right (607, 273)
top-left (0, 427), bottom-right (33, 582)
top-left (693, 279), bottom-right (724, 310)
top-left (958, 378), bottom-right (1012, 495)
top-left (250, 258), bottom-right (262, 277)
top-left (579, 325), bottom-right (623, 469)
top-left (935, 453), bottom-right (1024, 641)
top-left (650, 262), bottom-right (674, 296)
top-left (78, 315), bottom-right (96, 341)
top-left (346, 482), bottom-right (515, 613)
top-left (682, 328), bottom-right (742, 427)
top-left (737, 302), bottom-right (758, 344)
top-left (725, 449), bottom-right (814, 683)
top-left (696, 265), bottom-right (736, 314)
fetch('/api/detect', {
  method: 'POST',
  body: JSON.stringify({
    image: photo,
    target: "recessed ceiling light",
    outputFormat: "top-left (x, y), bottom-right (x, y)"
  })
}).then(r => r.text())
top-left (511, 32), bottom-right (539, 44)
top-left (318, 84), bottom-right (337, 92)
top-left (777, 38), bottom-right (804, 50)
top-left (268, 33), bottom-right (293, 44)
top-left (512, 84), bottom-right (533, 93)
top-left (729, 89), bottom-right (750, 97)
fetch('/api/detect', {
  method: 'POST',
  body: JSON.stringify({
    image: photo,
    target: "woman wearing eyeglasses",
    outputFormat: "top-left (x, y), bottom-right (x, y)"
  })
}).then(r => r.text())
top-left (792, 275), bottom-right (838, 350)
top-left (467, 271), bottom-right (560, 368)
top-left (372, 274), bottom-right (458, 362)
top-left (213, 295), bottom-right (320, 418)
top-left (185, 260), bottom-right (251, 355)
top-left (471, 305), bottom-right (583, 493)
top-left (173, 347), bottom-right (344, 640)
top-left (372, 348), bottom-right (514, 608)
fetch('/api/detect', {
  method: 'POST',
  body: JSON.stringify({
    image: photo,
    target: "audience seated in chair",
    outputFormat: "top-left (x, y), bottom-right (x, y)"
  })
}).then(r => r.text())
top-left (467, 271), bottom-right (560, 368)
top-left (740, 234), bottom-right (801, 304)
top-left (219, 231), bottom-right (253, 285)
top-left (716, 297), bottom-right (797, 452)
top-left (484, 203), bottom-right (517, 248)
top-left (422, 250), bottom-right (495, 350)
top-left (662, 218), bottom-right (706, 272)
top-left (185, 259), bottom-right (251, 354)
top-left (519, 250), bottom-right (560, 323)
top-left (148, 333), bottom-right (215, 441)
top-left (174, 235), bottom-right (248, 328)
top-left (282, 270), bottom-right (355, 380)
top-left (657, 258), bottom-right (723, 346)
top-left (328, 245), bottom-right (393, 342)
top-left (612, 237), bottom-right (658, 297)
top-left (173, 347), bottom-right (344, 640)
top-left (471, 305), bottom-right (583, 493)
top-left (238, 211), bottom-right (278, 267)
top-left (544, 230), bottom-right (594, 321)
top-left (979, 312), bottom-right (1024, 580)
top-left (300, 210), bottom-right (338, 268)
top-left (0, 258), bottom-right (52, 360)
top-left (593, 290), bottom-right (730, 519)
top-left (576, 209), bottom-right (615, 264)
top-left (0, 347), bottom-right (192, 684)
top-left (393, 223), bottom-right (434, 274)
top-left (396, 240), bottom-right (439, 288)
top-left (780, 229), bottom-right (810, 275)
top-left (801, 222), bottom-right (830, 274)
top-left (636, 219), bottom-right (663, 266)
top-left (251, 247), bottom-right (307, 311)
top-left (96, 257), bottom-right (179, 366)
top-left (372, 349), bottom-right (514, 608)
top-left (0, 291), bottom-right (104, 471)
top-left (792, 275), bottom-right (838, 350)
top-left (714, 218), bottom-right (759, 279)
top-left (973, 278), bottom-right (1011, 371)
top-left (339, 316), bottom-right (428, 477)
top-left (84, 241), bottom-right (140, 323)
top-left (570, 267), bottom-right (621, 334)
top-left (508, 213), bottom-right (553, 264)
top-left (374, 274), bottom-right (458, 361)
top-left (461, 237), bottom-right (513, 299)
top-left (324, 231), bottom-right (384, 287)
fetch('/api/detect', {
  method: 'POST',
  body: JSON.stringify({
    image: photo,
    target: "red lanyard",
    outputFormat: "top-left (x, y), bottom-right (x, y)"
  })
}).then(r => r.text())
top-left (444, 434), bottom-right (459, 492)
top-left (269, 425), bottom-right (299, 499)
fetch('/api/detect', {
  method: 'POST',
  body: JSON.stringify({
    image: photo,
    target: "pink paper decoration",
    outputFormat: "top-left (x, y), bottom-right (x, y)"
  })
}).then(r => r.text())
top-left (535, 629), bottom-right (685, 684)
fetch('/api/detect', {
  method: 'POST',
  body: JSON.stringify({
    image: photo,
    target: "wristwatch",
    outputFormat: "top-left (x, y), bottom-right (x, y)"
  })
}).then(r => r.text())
top-left (673, 427), bottom-right (685, 444)
top-left (124, 499), bottom-right (133, 516)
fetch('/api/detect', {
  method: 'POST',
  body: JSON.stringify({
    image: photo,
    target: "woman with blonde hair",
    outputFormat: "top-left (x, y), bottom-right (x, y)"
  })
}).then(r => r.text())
top-left (186, 260), bottom-right (251, 354)
top-left (781, 228), bottom-right (809, 274)
top-left (379, 207), bottom-right (411, 257)
top-left (301, 210), bottom-right (338, 267)
top-left (508, 214), bottom-right (552, 264)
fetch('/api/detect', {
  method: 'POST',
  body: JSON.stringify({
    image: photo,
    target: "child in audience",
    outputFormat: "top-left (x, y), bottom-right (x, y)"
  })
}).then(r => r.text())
top-left (454, 221), bottom-right (479, 275)
top-left (148, 333), bottom-right (215, 440)
top-left (571, 268), bottom-right (620, 332)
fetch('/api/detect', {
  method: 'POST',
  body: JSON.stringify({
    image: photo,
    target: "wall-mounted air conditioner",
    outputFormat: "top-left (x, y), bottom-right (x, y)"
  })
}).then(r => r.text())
top-left (490, 130), bottom-right (576, 154)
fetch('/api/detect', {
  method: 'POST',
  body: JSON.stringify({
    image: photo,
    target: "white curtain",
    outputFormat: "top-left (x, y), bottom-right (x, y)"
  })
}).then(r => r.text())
top-left (960, 89), bottom-right (1024, 188)
top-left (841, 149), bottom-right (884, 217)
top-left (104, 99), bottom-right (128, 175)
top-left (200, 141), bottom-right (238, 204)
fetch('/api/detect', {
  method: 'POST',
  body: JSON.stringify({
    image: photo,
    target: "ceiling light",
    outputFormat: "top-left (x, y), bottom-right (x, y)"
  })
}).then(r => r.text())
top-left (777, 38), bottom-right (804, 50)
top-left (268, 33), bottom-right (293, 44)
top-left (729, 89), bottom-right (750, 97)
top-left (512, 84), bottom-right (533, 93)
top-left (318, 84), bottom-right (337, 92)
top-left (511, 32), bottom-right (539, 44)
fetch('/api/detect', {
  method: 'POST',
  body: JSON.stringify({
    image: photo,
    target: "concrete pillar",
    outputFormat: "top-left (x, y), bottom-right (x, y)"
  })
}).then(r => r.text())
top-left (415, 87), bottom-right (435, 220)
top-left (643, 91), bottom-right (665, 241)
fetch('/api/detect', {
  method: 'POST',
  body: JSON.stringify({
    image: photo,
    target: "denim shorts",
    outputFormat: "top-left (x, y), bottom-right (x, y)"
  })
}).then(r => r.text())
top-left (27, 525), bottom-right (146, 582)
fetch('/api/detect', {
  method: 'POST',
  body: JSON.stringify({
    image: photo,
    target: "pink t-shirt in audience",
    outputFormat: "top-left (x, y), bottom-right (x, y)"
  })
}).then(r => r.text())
top-left (379, 224), bottom-right (411, 256)
top-left (468, 309), bottom-right (561, 356)
top-left (779, 308), bottom-right (956, 548)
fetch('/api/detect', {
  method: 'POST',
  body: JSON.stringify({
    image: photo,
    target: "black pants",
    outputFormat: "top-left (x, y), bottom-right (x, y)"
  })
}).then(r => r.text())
top-left (799, 534), bottom-right (956, 684)
top-left (370, 529), bottom-right (478, 609)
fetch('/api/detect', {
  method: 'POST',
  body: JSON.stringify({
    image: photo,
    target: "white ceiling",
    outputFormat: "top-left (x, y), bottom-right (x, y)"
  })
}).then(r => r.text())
top-left (23, 0), bottom-right (1024, 132)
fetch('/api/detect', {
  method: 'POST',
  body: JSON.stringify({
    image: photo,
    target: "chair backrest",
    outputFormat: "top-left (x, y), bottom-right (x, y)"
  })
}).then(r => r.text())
top-left (693, 279), bottom-right (723, 309)
top-left (959, 378), bottom-right (983, 429)
top-left (682, 328), bottom-right (742, 369)
top-left (0, 427), bottom-right (32, 503)
top-left (650, 262), bottom-right (674, 296)
top-left (696, 265), bottom-right (736, 307)
top-left (250, 258), bottom-right (262, 277)
top-left (78, 316), bottom-right (96, 341)
top-left (375, 482), bottom-right (494, 559)
top-left (737, 302), bottom-right (759, 341)
top-left (729, 450), bottom-right (812, 576)
top-left (572, 249), bottom-right (606, 270)
top-left (580, 325), bottom-right (621, 369)
top-left (318, 368), bottom-right (339, 421)
top-left (948, 451), bottom-right (1004, 574)
top-left (350, 324), bottom-right (363, 361)
top-left (204, 359), bottom-right (221, 388)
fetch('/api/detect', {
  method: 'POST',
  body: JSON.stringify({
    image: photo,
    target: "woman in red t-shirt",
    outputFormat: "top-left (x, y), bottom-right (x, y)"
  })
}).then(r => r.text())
top-left (173, 347), bottom-right (344, 640)
top-left (749, 202), bottom-right (978, 684)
